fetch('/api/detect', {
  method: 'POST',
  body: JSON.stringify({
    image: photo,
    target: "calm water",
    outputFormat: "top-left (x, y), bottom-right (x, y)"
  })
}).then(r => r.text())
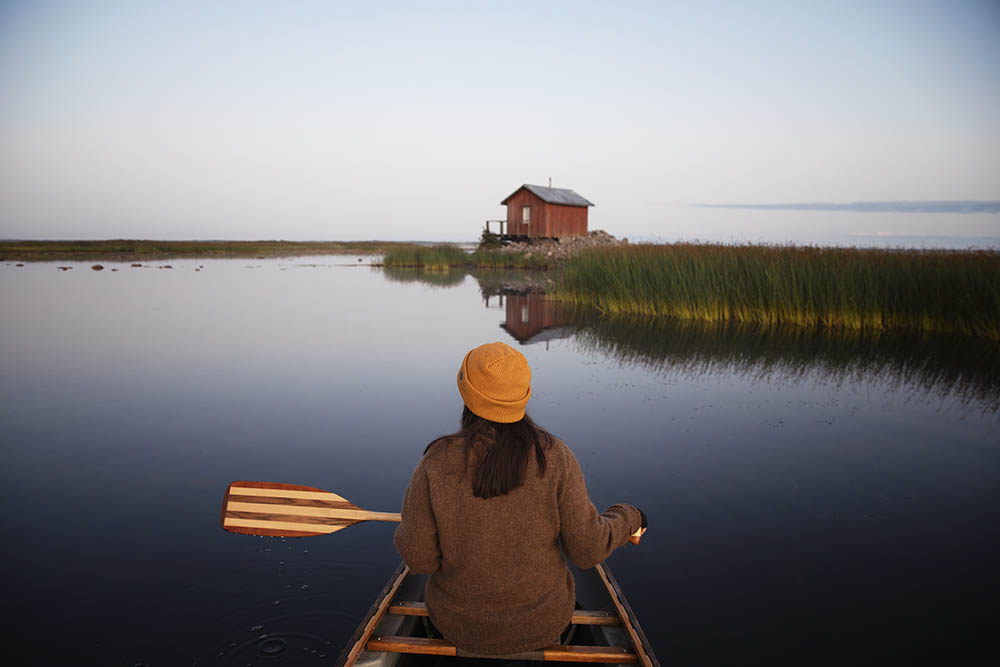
top-left (2, 257), bottom-right (997, 665)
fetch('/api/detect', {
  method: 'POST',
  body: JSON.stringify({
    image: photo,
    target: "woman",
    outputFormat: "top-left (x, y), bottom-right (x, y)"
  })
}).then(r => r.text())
top-left (394, 341), bottom-right (647, 655)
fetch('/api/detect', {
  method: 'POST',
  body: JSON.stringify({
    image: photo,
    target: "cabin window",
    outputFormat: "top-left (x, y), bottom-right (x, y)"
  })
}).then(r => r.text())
top-left (522, 206), bottom-right (530, 226)
top-left (521, 304), bottom-right (530, 323)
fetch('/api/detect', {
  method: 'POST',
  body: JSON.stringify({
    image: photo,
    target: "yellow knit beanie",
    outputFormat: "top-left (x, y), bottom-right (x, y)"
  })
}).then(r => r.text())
top-left (457, 342), bottom-right (532, 423)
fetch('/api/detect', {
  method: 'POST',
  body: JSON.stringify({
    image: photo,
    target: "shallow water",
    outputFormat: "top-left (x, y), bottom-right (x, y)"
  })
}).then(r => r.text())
top-left (1, 257), bottom-right (997, 665)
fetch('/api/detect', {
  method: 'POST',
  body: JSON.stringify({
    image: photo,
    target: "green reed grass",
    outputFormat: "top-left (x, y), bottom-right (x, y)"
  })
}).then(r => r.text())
top-left (557, 244), bottom-right (1000, 340)
top-left (382, 245), bottom-right (469, 271)
top-left (0, 239), bottom-right (415, 261)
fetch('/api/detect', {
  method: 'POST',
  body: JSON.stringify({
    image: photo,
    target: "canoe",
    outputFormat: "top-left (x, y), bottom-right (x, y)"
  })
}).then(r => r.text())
top-left (336, 561), bottom-right (659, 667)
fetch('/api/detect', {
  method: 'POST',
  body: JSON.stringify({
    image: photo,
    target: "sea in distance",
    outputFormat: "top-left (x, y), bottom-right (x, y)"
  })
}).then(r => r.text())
top-left (1, 255), bottom-right (997, 665)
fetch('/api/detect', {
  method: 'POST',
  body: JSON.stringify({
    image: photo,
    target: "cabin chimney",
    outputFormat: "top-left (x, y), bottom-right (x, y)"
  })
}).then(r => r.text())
top-left (548, 177), bottom-right (552, 189)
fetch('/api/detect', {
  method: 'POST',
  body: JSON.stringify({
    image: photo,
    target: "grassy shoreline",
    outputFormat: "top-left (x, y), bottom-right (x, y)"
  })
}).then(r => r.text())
top-left (0, 239), bottom-right (425, 261)
top-left (365, 241), bottom-right (1000, 341)
top-left (8, 238), bottom-right (997, 341)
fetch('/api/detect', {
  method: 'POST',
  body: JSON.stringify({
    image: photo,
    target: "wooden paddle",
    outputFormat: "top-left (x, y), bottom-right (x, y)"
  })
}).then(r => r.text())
top-left (221, 480), bottom-right (645, 544)
top-left (220, 481), bottom-right (401, 537)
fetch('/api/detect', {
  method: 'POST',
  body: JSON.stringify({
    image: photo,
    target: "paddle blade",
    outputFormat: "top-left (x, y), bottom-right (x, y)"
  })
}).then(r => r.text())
top-left (221, 481), bottom-right (366, 537)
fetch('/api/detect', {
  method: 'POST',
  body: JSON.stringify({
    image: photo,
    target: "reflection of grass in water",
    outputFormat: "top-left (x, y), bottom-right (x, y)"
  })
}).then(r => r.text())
top-left (470, 249), bottom-right (549, 270)
top-left (380, 265), bottom-right (555, 291)
top-left (569, 309), bottom-right (1000, 414)
top-left (381, 265), bottom-right (469, 287)
top-left (558, 244), bottom-right (1000, 341)
top-left (381, 245), bottom-right (553, 270)
top-left (474, 269), bottom-right (556, 295)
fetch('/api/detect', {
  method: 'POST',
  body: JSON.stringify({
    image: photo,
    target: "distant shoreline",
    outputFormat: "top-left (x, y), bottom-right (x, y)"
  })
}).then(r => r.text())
top-left (0, 239), bottom-right (428, 261)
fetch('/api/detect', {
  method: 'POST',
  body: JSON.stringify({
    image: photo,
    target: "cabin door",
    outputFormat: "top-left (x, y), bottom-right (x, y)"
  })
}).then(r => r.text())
top-left (522, 206), bottom-right (530, 235)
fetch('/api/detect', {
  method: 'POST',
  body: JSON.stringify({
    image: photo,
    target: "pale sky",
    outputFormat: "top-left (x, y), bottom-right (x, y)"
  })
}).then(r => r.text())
top-left (1, 1), bottom-right (998, 245)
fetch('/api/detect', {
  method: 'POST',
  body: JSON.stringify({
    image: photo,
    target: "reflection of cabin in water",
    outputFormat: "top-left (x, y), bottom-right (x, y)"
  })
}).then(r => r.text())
top-left (486, 184), bottom-right (594, 240)
top-left (493, 292), bottom-right (575, 346)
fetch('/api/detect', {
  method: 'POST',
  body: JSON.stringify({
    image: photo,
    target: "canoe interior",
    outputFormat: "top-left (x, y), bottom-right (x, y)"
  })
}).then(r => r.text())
top-left (338, 562), bottom-right (658, 667)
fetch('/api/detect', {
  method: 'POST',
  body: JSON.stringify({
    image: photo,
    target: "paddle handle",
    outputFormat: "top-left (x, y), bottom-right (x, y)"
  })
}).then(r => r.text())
top-left (359, 511), bottom-right (402, 523)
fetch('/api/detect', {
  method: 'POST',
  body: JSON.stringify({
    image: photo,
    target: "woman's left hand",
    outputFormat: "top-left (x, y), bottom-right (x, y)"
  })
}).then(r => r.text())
top-left (628, 509), bottom-right (648, 545)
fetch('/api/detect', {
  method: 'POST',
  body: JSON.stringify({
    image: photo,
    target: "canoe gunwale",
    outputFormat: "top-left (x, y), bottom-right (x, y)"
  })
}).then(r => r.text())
top-left (336, 562), bottom-right (410, 667)
top-left (595, 563), bottom-right (658, 667)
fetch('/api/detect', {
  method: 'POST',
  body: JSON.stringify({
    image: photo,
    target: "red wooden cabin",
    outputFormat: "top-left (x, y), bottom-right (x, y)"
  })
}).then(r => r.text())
top-left (499, 184), bottom-right (594, 239)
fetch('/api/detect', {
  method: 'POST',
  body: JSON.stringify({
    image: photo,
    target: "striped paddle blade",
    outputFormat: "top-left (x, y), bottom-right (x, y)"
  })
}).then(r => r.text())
top-left (221, 481), bottom-right (401, 537)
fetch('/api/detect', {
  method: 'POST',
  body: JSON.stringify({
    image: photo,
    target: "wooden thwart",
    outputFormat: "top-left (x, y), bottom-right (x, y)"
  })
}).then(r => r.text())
top-left (387, 601), bottom-right (621, 627)
top-left (366, 636), bottom-right (637, 664)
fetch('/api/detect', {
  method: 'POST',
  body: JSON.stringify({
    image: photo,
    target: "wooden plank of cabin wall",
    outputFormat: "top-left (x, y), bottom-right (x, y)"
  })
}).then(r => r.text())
top-left (547, 202), bottom-right (564, 237)
top-left (547, 204), bottom-right (587, 238)
top-left (546, 203), bottom-right (563, 237)
top-left (537, 195), bottom-right (549, 237)
top-left (561, 208), bottom-right (585, 237)
top-left (527, 191), bottom-right (545, 237)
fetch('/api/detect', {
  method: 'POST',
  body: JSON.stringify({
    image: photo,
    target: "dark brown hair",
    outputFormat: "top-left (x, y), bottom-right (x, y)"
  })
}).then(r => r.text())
top-left (426, 406), bottom-right (552, 499)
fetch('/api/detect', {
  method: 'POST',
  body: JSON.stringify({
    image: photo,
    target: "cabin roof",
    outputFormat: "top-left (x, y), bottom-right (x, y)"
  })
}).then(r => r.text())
top-left (501, 184), bottom-right (594, 207)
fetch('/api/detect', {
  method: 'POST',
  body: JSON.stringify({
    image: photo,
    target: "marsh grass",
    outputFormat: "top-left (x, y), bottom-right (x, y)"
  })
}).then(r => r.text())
top-left (0, 239), bottom-right (419, 261)
top-left (381, 244), bottom-right (469, 271)
top-left (558, 243), bottom-right (1000, 340)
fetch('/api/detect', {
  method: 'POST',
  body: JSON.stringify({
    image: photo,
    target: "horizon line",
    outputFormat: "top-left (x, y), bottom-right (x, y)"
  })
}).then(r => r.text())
top-left (693, 200), bottom-right (1000, 214)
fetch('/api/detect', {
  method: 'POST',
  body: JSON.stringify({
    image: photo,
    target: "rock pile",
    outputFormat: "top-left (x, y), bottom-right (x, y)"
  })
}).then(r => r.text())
top-left (494, 230), bottom-right (627, 265)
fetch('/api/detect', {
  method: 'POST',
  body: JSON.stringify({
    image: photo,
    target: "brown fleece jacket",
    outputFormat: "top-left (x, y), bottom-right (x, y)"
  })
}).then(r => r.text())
top-left (393, 435), bottom-right (641, 655)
